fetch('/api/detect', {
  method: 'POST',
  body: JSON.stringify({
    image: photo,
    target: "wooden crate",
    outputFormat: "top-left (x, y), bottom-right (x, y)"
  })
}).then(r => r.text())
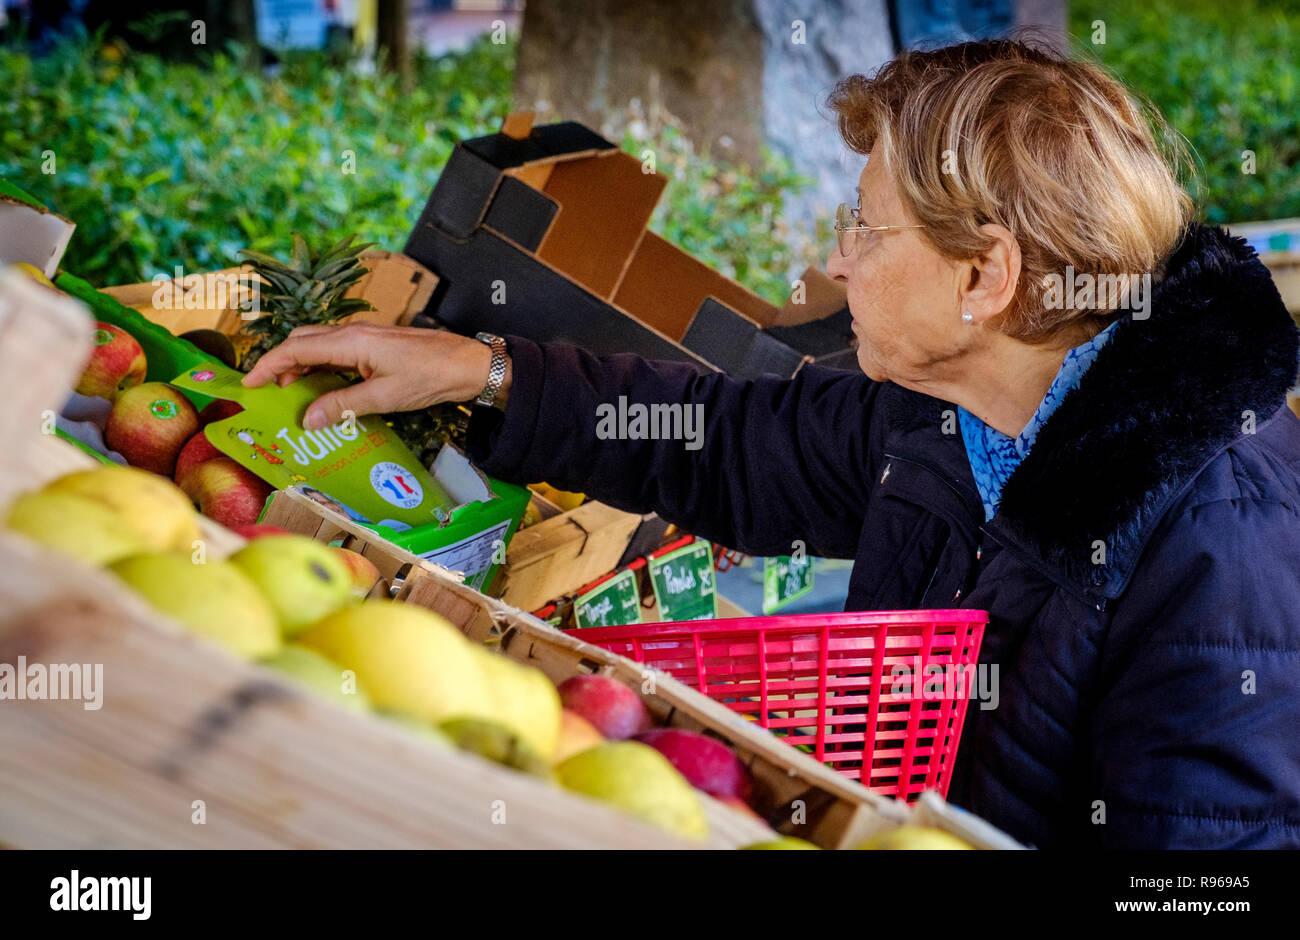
top-left (0, 533), bottom-right (769, 849)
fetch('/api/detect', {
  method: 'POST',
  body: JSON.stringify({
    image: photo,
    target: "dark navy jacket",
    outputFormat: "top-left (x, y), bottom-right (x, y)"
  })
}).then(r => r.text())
top-left (468, 224), bottom-right (1300, 849)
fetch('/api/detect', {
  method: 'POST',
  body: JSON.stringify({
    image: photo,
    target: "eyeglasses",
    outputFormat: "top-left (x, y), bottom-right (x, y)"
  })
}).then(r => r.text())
top-left (835, 202), bottom-right (924, 257)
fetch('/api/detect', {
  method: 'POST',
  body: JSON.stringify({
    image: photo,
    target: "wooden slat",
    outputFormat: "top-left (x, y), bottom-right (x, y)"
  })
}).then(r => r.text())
top-left (0, 533), bottom-right (762, 849)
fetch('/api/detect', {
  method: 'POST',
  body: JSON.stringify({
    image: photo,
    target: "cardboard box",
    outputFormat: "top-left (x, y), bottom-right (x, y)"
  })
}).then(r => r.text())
top-left (356, 444), bottom-right (530, 593)
top-left (0, 179), bottom-right (75, 279)
top-left (496, 495), bottom-right (645, 611)
top-left (98, 250), bottom-right (439, 341)
top-left (403, 116), bottom-right (855, 380)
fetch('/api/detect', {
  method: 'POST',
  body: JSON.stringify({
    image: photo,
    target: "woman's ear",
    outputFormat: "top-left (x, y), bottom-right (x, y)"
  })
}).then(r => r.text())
top-left (960, 223), bottom-right (1022, 325)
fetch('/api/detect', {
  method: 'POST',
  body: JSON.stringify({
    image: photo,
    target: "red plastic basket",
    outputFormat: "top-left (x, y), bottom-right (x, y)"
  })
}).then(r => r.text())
top-left (566, 609), bottom-right (987, 802)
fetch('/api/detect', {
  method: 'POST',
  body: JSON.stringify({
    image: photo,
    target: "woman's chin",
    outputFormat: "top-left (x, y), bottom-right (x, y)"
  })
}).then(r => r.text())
top-left (856, 347), bottom-right (887, 382)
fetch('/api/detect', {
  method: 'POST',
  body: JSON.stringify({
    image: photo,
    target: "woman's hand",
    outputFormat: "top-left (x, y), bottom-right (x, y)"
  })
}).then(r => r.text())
top-left (241, 323), bottom-right (510, 430)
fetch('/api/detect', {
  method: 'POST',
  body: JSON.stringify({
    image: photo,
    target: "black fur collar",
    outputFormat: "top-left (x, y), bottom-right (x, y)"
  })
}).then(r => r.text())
top-left (989, 223), bottom-right (1299, 600)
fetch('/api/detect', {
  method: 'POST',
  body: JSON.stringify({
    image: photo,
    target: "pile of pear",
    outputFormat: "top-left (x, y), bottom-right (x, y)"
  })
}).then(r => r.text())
top-left (4, 465), bottom-right (713, 842)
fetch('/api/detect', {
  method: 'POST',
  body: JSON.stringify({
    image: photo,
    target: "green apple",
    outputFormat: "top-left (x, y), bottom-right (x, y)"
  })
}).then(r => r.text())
top-left (109, 551), bottom-right (280, 659)
top-left (5, 490), bottom-right (151, 566)
top-left (262, 644), bottom-right (371, 713)
top-left (555, 741), bottom-right (709, 840)
top-left (297, 600), bottom-right (491, 725)
top-left (228, 534), bottom-right (353, 636)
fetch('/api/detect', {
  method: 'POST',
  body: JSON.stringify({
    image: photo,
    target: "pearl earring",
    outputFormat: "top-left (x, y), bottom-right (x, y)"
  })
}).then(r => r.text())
top-left (961, 311), bottom-right (974, 323)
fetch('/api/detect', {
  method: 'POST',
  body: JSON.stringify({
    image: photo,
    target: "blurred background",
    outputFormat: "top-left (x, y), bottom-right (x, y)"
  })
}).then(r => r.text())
top-left (1, 0), bottom-right (1297, 297)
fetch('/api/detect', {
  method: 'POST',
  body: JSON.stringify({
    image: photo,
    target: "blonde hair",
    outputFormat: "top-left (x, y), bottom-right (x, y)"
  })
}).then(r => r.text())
top-left (829, 38), bottom-right (1194, 344)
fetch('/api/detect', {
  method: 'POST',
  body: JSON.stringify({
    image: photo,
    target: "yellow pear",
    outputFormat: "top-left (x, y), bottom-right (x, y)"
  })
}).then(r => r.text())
top-left (378, 710), bottom-right (455, 749)
top-left (44, 466), bottom-right (201, 552)
top-left (297, 600), bottom-right (490, 725)
top-left (109, 551), bottom-right (280, 659)
top-left (856, 826), bottom-right (974, 850)
top-left (262, 644), bottom-right (371, 713)
top-left (437, 716), bottom-right (555, 778)
top-left (555, 741), bottom-right (709, 840)
top-left (5, 490), bottom-right (151, 565)
top-left (741, 836), bottom-right (820, 850)
top-left (468, 645), bottom-right (562, 763)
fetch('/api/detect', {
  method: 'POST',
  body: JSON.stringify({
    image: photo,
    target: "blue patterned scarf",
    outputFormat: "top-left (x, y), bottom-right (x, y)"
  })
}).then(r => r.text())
top-left (959, 321), bottom-right (1119, 522)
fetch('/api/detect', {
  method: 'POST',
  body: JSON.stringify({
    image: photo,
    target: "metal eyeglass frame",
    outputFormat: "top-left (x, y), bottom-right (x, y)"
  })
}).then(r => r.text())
top-left (835, 202), bottom-right (924, 257)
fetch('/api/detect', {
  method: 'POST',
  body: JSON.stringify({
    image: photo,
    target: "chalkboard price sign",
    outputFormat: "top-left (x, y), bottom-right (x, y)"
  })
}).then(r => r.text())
top-left (648, 539), bottom-right (717, 622)
top-left (762, 554), bottom-right (815, 614)
top-left (574, 568), bottom-right (643, 628)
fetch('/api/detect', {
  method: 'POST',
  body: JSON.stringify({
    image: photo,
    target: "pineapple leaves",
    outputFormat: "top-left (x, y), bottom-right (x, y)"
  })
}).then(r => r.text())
top-left (236, 232), bottom-right (376, 373)
top-left (290, 232), bottom-right (312, 273)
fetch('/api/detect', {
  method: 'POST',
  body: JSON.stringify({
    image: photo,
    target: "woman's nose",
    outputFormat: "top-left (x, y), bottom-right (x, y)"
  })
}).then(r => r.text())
top-left (826, 246), bottom-right (851, 282)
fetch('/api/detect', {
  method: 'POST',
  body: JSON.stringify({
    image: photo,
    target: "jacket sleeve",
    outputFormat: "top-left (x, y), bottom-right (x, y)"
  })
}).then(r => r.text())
top-left (1090, 496), bottom-right (1300, 849)
top-left (464, 336), bottom-right (882, 558)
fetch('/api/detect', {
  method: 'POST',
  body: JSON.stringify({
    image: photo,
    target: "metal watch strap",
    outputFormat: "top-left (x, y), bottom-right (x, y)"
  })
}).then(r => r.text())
top-left (474, 332), bottom-right (508, 407)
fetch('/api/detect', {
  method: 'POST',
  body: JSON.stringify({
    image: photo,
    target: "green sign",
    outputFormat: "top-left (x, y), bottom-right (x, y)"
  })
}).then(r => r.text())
top-left (574, 568), bottom-right (643, 628)
top-left (648, 539), bottom-right (717, 622)
top-left (762, 554), bottom-right (815, 614)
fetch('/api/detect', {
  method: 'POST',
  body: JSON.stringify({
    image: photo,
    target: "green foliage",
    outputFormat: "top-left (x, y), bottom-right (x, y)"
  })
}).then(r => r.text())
top-left (1070, 0), bottom-right (1300, 224)
top-left (0, 32), bottom-right (813, 304)
top-left (0, 35), bottom-right (515, 285)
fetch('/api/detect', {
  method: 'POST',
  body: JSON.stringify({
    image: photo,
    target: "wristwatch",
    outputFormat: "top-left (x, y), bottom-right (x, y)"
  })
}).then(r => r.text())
top-left (474, 332), bottom-right (509, 408)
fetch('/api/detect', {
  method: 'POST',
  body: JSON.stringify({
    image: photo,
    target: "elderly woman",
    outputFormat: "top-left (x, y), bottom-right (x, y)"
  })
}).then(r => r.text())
top-left (245, 40), bottom-right (1300, 849)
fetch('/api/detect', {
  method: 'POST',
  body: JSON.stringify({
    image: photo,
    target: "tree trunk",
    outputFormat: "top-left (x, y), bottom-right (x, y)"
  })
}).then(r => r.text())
top-left (377, 0), bottom-right (412, 92)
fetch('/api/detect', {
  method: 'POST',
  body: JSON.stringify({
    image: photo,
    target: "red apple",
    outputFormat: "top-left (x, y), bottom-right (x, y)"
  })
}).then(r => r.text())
top-left (104, 382), bottom-right (199, 476)
top-left (76, 322), bottom-right (147, 401)
top-left (197, 399), bottom-right (243, 428)
top-left (720, 795), bottom-right (766, 824)
top-left (555, 708), bottom-right (605, 763)
top-left (232, 523), bottom-right (293, 540)
top-left (557, 675), bottom-right (652, 740)
top-left (179, 456), bottom-right (274, 529)
top-left (333, 546), bottom-right (382, 597)
top-left (634, 727), bottom-right (753, 803)
top-left (173, 430), bottom-right (226, 484)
